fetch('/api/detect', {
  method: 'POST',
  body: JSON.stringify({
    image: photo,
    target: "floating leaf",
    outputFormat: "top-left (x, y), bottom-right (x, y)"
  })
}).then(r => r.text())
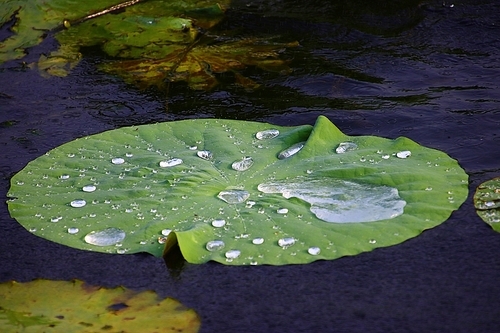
top-left (7, 116), bottom-right (468, 265)
top-left (0, 0), bottom-right (131, 63)
top-left (1, 0), bottom-right (227, 63)
top-left (474, 177), bottom-right (500, 231)
top-left (0, 279), bottom-right (200, 332)
top-left (1, 0), bottom-right (296, 90)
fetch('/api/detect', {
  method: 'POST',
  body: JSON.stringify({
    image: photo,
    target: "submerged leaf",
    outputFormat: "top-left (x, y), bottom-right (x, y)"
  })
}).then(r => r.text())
top-left (0, 279), bottom-right (200, 332)
top-left (7, 116), bottom-right (468, 265)
top-left (1, 0), bottom-right (295, 90)
top-left (474, 177), bottom-right (500, 231)
top-left (100, 38), bottom-right (298, 90)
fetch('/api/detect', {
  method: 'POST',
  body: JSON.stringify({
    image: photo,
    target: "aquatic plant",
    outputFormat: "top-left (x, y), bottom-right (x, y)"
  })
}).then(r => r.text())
top-left (474, 177), bottom-right (500, 231)
top-left (0, 0), bottom-right (295, 90)
top-left (0, 279), bottom-right (200, 332)
top-left (7, 116), bottom-right (468, 265)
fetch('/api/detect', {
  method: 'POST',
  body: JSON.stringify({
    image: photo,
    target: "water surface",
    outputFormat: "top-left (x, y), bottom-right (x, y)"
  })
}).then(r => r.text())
top-left (1, 1), bottom-right (500, 332)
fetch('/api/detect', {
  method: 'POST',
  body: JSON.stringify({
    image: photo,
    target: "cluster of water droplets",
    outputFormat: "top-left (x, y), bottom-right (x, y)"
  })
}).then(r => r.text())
top-left (49, 126), bottom-right (286, 257)
top-left (36, 141), bottom-right (204, 252)
top-left (335, 141), bottom-right (412, 161)
top-left (474, 179), bottom-right (500, 223)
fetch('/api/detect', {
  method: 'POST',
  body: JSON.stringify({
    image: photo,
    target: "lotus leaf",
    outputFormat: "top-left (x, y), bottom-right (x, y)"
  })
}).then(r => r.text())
top-left (0, 279), bottom-right (200, 332)
top-left (1, 0), bottom-right (295, 90)
top-left (0, 0), bottom-right (227, 64)
top-left (7, 116), bottom-right (468, 265)
top-left (474, 177), bottom-right (500, 232)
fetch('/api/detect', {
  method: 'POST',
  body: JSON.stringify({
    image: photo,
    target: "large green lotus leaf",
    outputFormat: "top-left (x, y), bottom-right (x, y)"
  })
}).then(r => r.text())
top-left (474, 177), bottom-right (500, 232)
top-left (0, 279), bottom-right (200, 332)
top-left (7, 116), bottom-right (468, 265)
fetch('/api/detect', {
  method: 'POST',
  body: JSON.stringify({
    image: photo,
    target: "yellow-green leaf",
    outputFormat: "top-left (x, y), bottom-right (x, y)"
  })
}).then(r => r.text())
top-left (0, 279), bottom-right (200, 333)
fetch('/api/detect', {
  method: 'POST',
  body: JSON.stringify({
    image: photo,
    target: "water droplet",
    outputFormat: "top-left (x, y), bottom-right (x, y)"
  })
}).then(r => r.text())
top-left (159, 158), bottom-right (183, 167)
top-left (161, 229), bottom-right (172, 236)
top-left (111, 157), bottom-right (125, 165)
top-left (425, 187), bottom-right (433, 191)
top-left (197, 150), bottom-right (213, 160)
top-left (206, 240), bottom-right (225, 251)
top-left (225, 249), bottom-right (241, 259)
top-left (277, 142), bottom-right (305, 159)
top-left (126, 152), bottom-right (133, 157)
top-left (484, 201), bottom-right (496, 208)
top-left (252, 237), bottom-right (264, 245)
top-left (84, 228), bottom-right (126, 246)
top-left (67, 227), bottom-right (79, 234)
top-left (116, 248), bottom-right (127, 254)
top-left (59, 174), bottom-right (70, 180)
top-left (258, 177), bottom-right (406, 223)
top-left (308, 246), bottom-right (321, 255)
top-left (256, 129), bottom-right (280, 140)
top-left (277, 208), bottom-right (288, 214)
top-left (382, 154), bottom-right (390, 159)
top-left (211, 219), bottom-right (226, 228)
top-left (217, 189), bottom-right (250, 204)
top-left (50, 216), bottom-right (62, 223)
top-left (335, 142), bottom-right (358, 154)
top-left (70, 199), bottom-right (86, 208)
top-left (231, 157), bottom-right (254, 171)
top-left (369, 239), bottom-right (377, 244)
top-left (396, 150), bottom-right (411, 159)
top-left (82, 185), bottom-right (96, 192)
top-left (189, 145), bottom-right (198, 150)
top-left (278, 237), bottom-right (296, 247)
top-left (246, 200), bottom-right (256, 208)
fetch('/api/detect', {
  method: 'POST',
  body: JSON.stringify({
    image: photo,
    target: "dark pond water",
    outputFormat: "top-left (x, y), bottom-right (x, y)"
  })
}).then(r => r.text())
top-left (1, 0), bottom-right (500, 332)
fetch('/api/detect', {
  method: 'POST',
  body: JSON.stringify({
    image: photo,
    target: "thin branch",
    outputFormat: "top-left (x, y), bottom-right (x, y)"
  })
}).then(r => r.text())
top-left (62, 0), bottom-right (148, 29)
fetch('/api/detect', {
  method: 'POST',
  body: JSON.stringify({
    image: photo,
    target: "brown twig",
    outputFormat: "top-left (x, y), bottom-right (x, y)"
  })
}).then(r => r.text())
top-left (62, 0), bottom-right (147, 28)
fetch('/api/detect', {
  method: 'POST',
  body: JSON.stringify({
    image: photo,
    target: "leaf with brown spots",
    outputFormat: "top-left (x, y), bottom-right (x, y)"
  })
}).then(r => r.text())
top-left (0, 279), bottom-right (200, 333)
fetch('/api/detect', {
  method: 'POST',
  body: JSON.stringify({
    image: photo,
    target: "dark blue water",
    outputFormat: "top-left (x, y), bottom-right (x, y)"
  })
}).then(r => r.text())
top-left (1, 0), bottom-right (500, 332)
